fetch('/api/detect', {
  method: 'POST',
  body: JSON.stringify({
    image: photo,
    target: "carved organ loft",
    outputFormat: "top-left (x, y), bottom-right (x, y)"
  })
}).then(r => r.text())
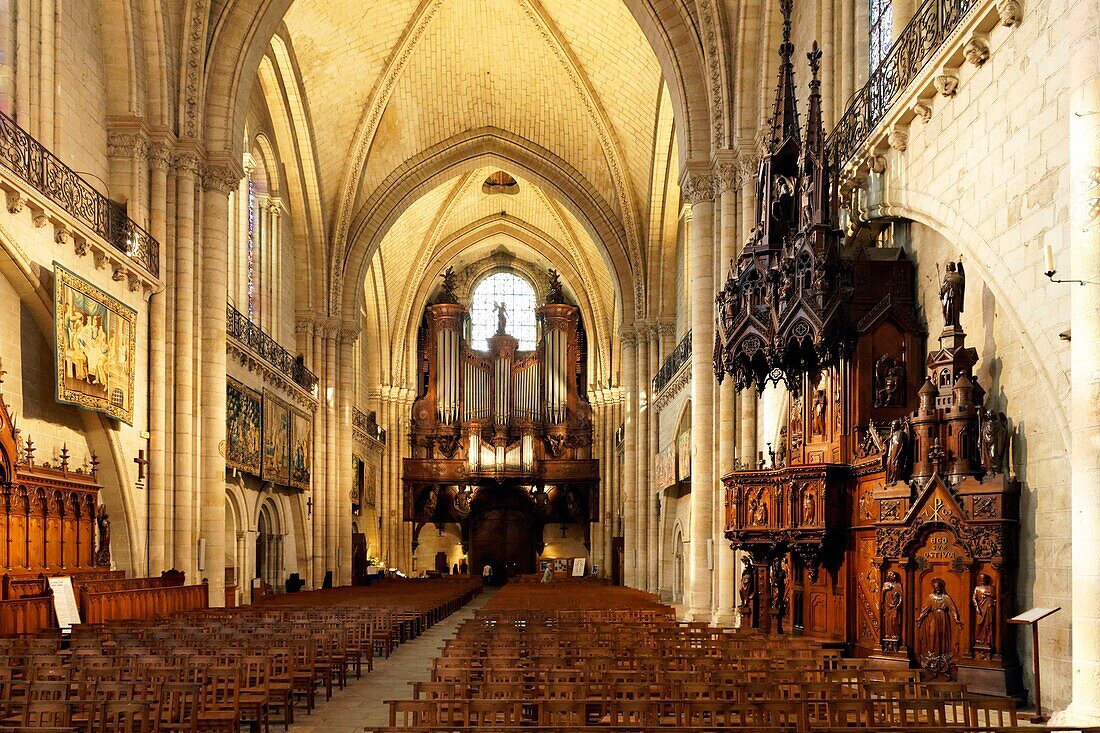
top-left (403, 269), bottom-right (597, 575)
top-left (715, 0), bottom-right (1021, 697)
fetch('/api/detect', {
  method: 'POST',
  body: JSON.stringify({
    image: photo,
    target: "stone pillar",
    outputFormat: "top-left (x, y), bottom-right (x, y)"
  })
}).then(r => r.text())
top-left (715, 164), bottom-right (739, 625)
top-left (635, 325), bottom-right (650, 589)
top-left (336, 328), bottom-right (357, 586)
top-left (839, 0), bottom-right (855, 133)
top-left (324, 331), bottom-right (338, 580)
top-left (891, 0), bottom-right (914, 43)
top-left (1068, 0), bottom-right (1100, 722)
top-left (147, 142), bottom-right (170, 575)
top-left (620, 328), bottom-right (639, 587)
top-left (683, 169), bottom-right (715, 620)
top-left (172, 151), bottom-right (199, 578)
top-left (200, 159), bottom-right (240, 607)
top-left (311, 324), bottom-right (326, 584)
top-left (646, 325), bottom-right (660, 592)
top-left (737, 157), bottom-right (759, 470)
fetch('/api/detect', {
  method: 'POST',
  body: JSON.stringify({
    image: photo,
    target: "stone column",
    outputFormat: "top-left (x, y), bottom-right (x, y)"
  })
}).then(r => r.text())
top-left (147, 142), bottom-right (171, 574)
top-left (336, 328), bottom-right (357, 586)
top-left (620, 328), bottom-right (638, 587)
top-left (737, 157), bottom-right (759, 471)
top-left (635, 325), bottom-right (650, 589)
top-left (311, 323), bottom-right (326, 585)
top-left (324, 330), bottom-right (338, 580)
top-left (891, 0), bottom-right (914, 43)
top-left (646, 325), bottom-right (660, 592)
top-left (683, 169), bottom-right (715, 620)
top-left (715, 163), bottom-right (739, 625)
top-left (172, 150), bottom-right (199, 578)
top-left (839, 0), bottom-right (854, 122)
top-left (1069, 0), bottom-right (1100, 722)
top-left (200, 159), bottom-right (240, 607)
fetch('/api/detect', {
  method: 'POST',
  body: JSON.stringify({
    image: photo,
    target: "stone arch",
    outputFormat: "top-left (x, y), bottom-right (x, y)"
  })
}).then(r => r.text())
top-left (338, 128), bottom-right (638, 325)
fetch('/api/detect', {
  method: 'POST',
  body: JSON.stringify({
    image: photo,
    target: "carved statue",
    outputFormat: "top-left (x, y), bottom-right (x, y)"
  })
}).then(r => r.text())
top-left (916, 578), bottom-right (964, 676)
top-left (546, 269), bottom-right (565, 304)
top-left (980, 408), bottom-right (1009, 476)
top-left (883, 419), bottom-right (913, 485)
top-left (738, 555), bottom-right (756, 609)
top-left (494, 302), bottom-right (507, 334)
top-left (421, 486), bottom-right (439, 519)
top-left (972, 573), bottom-right (997, 653)
top-left (769, 556), bottom-right (788, 619)
top-left (874, 354), bottom-right (905, 407)
top-left (95, 504), bottom-right (111, 566)
top-left (453, 488), bottom-right (471, 517)
top-left (881, 571), bottom-right (904, 649)
top-left (789, 393), bottom-right (804, 445)
top-left (940, 260), bottom-right (966, 328)
top-left (802, 489), bottom-right (816, 526)
top-left (751, 490), bottom-right (769, 526)
top-left (438, 267), bottom-right (459, 304)
top-left (812, 388), bottom-right (827, 435)
top-left (565, 489), bottom-right (582, 520)
top-left (776, 426), bottom-right (788, 468)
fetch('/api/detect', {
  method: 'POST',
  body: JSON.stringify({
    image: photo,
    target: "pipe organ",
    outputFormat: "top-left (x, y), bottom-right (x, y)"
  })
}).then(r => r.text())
top-left (404, 269), bottom-right (598, 561)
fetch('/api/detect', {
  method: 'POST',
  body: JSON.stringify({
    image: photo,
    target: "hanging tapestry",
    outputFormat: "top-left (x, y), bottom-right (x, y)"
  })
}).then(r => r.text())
top-left (262, 390), bottom-right (291, 484)
top-left (290, 407), bottom-right (312, 489)
top-left (53, 264), bottom-right (137, 424)
top-left (226, 378), bottom-right (262, 475)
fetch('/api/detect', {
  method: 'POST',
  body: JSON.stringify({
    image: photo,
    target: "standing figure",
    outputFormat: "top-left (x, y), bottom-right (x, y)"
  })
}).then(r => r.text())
top-left (980, 409), bottom-right (1008, 475)
top-left (776, 426), bottom-right (788, 468)
top-left (494, 302), bottom-right (507, 334)
top-left (812, 388), bottom-right (827, 435)
top-left (940, 260), bottom-right (966, 328)
top-left (972, 574), bottom-right (997, 654)
top-left (916, 578), bottom-right (964, 675)
top-left (802, 489), bottom-right (816, 526)
top-left (881, 571), bottom-right (904, 651)
top-left (95, 504), bottom-right (112, 566)
top-left (883, 419), bottom-right (912, 485)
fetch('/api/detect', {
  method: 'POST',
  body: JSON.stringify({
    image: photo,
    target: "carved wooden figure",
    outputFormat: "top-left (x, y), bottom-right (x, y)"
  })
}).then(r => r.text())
top-left (973, 573), bottom-right (997, 656)
top-left (917, 578), bottom-right (964, 678)
top-left (882, 571), bottom-right (904, 651)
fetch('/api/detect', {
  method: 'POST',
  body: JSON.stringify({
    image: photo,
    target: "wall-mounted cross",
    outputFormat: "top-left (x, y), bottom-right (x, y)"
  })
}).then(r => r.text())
top-left (134, 450), bottom-right (148, 482)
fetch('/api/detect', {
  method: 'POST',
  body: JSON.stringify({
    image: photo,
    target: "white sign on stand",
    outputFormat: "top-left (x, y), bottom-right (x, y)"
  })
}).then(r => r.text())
top-left (47, 577), bottom-right (81, 632)
top-left (571, 558), bottom-right (586, 577)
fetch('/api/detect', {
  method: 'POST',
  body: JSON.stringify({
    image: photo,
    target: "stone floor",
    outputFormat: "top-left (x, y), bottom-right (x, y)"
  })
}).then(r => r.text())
top-left (285, 588), bottom-right (496, 733)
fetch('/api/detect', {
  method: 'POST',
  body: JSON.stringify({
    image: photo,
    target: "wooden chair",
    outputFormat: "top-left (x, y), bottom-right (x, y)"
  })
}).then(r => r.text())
top-left (196, 667), bottom-right (240, 733)
top-left (89, 701), bottom-right (156, 733)
top-left (157, 683), bottom-right (200, 733)
top-left (969, 696), bottom-right (1019, 728)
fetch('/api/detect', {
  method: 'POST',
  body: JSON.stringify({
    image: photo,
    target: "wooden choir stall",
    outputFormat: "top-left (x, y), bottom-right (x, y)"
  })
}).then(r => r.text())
top-left (714, 5), bottom-right (1021, 698)
top-left (404, 269), bottom-right (597, 576)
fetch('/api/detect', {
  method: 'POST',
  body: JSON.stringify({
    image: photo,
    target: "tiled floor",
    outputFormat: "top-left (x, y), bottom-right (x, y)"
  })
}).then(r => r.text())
top-left (286, 588), bottom-right (496, 733)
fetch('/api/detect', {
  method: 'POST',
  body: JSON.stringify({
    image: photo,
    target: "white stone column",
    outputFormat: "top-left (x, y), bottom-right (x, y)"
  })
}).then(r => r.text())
top-left (1068, 0), bottom-right (1100, 721)
top-left (336, 328), bottom-right (357, 586)
top-left (620, 328), bottom-right (639, 587)
top-left (200, 160), bottom-right (239, 607)
top-left (324, 330), bottom-right (338, 580)
top-left (172, 151), bottom-right (199, 578)
top-left (635, 325), bottom-right (650, 589)
top-left (737, 158), bottom-right (760, 471)
top-left (311, 323), bottom-right (326, 584)
top-left (683, 169), bottom-right (715, 619)
top-left (147, 142), bottom-right (170, 574)
top-left (642, 325), bottom-right (651, 589)
top-left (714, 163), bottom-right (739, 625)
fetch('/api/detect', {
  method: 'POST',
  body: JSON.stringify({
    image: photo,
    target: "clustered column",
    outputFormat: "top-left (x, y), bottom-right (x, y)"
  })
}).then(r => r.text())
top-left (620, 328), bottom-right (639, 587)
top-left (646, 323), bottom-right (660, 592)
top-left (635, 324), bottom-right (650, 589)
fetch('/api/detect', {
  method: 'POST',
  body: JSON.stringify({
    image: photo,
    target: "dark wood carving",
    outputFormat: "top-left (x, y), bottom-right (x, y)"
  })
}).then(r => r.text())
top-left (717, 0), bottom-right (1020, 699)
top-left (404, 270), bottom-right (597, 551)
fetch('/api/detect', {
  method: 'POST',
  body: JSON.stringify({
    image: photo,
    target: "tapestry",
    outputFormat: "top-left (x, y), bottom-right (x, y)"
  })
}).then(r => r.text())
top-left (226, 379), bottom-right (262, 474)
top-left (655, 444), bottom-right (676, 490)
top-left (351, 455), bottom-right (364, 515)
top-left (53, 264), bottom-right (137, 424)
top-left (364, 462), bottom-right (376, 507)
top-left (290, 407), bottom-right (312, 489)
top-left (677, 429), bottom-right (692, 482)
top-left (262, 390), bottom-right (291, 484)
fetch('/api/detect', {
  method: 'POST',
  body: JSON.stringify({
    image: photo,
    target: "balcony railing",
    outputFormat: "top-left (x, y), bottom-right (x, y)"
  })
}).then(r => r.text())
top-left (226, 305), bottom-right (318, 393)
top-left (830, 0), bottom-right (979, 167)
top-left (653, 330), bottom-right (691, 395)
top-left (353, 407), bottom-right (387, 444)
top-left (0, 111), bottom-right (160, 276)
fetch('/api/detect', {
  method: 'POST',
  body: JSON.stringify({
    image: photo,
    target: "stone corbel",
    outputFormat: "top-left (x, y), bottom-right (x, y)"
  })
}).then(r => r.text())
top-left (963, 33), bottom-right (991, 66)
top-left (996, 0), bottom-right (1022, 26)
top-left (934, 69), bottom-right (959, 97)
top-left (910, 101), bottom-right (932, 123)
top-left (887, 126), bottom-right (909, 152)
top-left (32, 213), bottom-right (49, 228)
top-left (92, 248), bottom-right (109, 270)
top-left (868, 156), bottom-right (887, 175)
top-left (5, 190), bottom-right (26, 215)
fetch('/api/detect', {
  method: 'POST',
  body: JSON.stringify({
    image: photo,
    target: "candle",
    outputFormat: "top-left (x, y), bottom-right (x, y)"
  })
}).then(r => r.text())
top-left (1044, 242), bottom-right (1056, 273)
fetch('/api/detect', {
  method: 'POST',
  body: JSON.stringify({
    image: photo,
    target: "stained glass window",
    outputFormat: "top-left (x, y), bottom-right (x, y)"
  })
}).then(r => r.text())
top-left (247, 175), bottom-right (257, 319)
top-left (870, 0), bottom-right (893, 71)
top-left (470, 272), bottom-right (537, 350)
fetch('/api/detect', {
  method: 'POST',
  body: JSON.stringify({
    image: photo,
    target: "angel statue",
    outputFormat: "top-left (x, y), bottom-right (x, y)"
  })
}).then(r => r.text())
top-left (980, 408), bottom-right (1009, 475)
top-left (546, 269), bottom-right (565, 304)
top-left (494, 302), bottom-right (507, 334)
top-left (437, 267), bottom-right (459, 304)
top-left (940, 260), bottom-right (965, 328)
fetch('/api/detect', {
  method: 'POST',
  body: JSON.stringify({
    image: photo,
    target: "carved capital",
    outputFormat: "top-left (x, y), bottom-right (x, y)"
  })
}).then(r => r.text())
top-left (963, 34), bottom-right (990, 66)
top-left (148, 142), bottom-right (172, 172)
top-left (997, 0), bottom-right (1022, 26)
top-left (268, 197), bottom-right (283, 216)
top-left (202, 163), bottom-right (242, 195)
top-left (619, 327), bottom-right (637, 347)
top-left (715, 163), bottom-right (739, 193)
top-left (173, 151), bottom-right (202, 176)
top-left (681, 172), bottom-right (716, 203)
top-left (738, 154), bottom-right (761, 187)
top-left (107, 132), bottom-right (148, 160)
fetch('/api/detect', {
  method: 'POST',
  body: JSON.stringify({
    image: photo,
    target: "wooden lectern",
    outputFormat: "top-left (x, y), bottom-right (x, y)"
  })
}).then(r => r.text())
top-left (1008, 606), bottom-right (1061, 723)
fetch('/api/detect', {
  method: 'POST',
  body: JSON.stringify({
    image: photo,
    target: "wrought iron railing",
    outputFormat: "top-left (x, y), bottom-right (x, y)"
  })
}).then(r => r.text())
top-left (0, 111), bottom-right (160, 276)
top-left (829, 0), bottom-right (978, 167)
top-left (353, 407), bottom-right (387, 444)
top-left (226, 305), bottom-right (318, 393)
top-left (653, 330), bottom-right (691, 394)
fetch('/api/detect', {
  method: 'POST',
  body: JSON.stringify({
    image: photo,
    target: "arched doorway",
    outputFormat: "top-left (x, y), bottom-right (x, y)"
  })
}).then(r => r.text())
top-left (256, 499), bottom-right (283, 592)
top-left (470, 507), bottom-right (535, 582)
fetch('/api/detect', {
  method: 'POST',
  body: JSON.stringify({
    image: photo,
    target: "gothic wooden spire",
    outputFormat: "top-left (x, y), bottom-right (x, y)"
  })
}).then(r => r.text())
top-left (769, 0), bottom-right (801, 150)
top-left (803, 42), bottom-right (824, 158)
